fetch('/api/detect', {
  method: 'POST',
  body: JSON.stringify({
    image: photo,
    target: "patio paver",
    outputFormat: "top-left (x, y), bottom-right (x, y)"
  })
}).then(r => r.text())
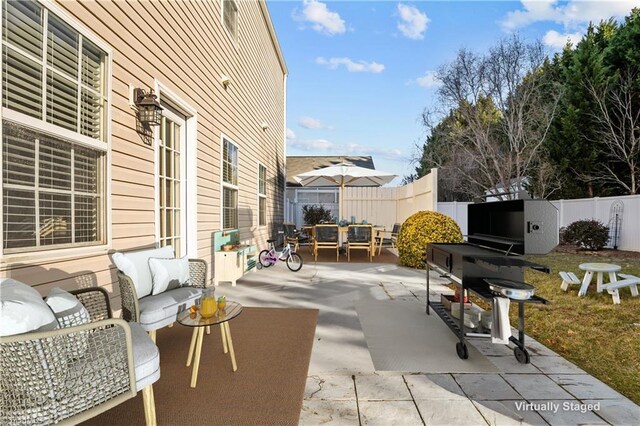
top-left (300, 399), bottom-right (360, 425)
top-left (533, 400), bottom-right (608, 425)
top-left (305, 375), bottom-right (356, 401)
top-left (359, 401), bottom-right (423, 425)
top-left (549, 374), bottom-right (626, 399)
top-left (355, 375), bottom-right (412, 401)
top-left (453, 374), bottom-right (522, 401)
top-left (582, 398), bottom-right (640, 425)
top-left (471, 400), bottom-right (548, 426)
top-left (404, 374), bottom-right (467, 400)
top-left (415, 398), bottom-right (488, 425)
top-left (530, 355), bottom-right (587, 375)
top-left (502, 374), bottom-right (575, 400)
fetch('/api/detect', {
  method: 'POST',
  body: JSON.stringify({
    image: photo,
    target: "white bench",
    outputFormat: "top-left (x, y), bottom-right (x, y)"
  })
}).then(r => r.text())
top-left (601, 274), bottom-right (640, 304)
top-left (559, 271), bottom-right (581, 291)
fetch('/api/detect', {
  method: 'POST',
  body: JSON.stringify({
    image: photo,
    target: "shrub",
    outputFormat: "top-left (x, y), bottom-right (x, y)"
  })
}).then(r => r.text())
top-left (563, 219), bottom-right (609, 250)
top-left (397, 211), bottom-right (463, 268)
top-left (302, 204), bottom-right (332, 225)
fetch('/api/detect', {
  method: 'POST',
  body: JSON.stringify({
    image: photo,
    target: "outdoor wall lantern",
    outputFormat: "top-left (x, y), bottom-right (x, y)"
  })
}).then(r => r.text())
top-left (133, 88), bottom-right (163, 126)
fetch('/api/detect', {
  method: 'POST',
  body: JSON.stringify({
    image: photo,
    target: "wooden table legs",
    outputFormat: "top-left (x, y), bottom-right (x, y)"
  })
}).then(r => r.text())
top-left (185, 322), bottom-right (238, 388)
top-left (223, 321), bottom-right (237, 372)
top-left (187, 327), bottom-right (205, 388)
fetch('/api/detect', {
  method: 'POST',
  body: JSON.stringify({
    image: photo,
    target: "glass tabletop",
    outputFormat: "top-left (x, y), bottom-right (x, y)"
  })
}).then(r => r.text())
top-left (176, 301), bottom-right (243, 327)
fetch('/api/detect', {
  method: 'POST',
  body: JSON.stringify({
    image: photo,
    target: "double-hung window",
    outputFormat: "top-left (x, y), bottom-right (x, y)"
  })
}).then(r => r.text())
top-left (222, 0), bottom-right (238, 41)
top-left (2, 0), bottom-right (109, 254)
top-left (258, 164), bottom-right (266, 227)
top-left (222, 137), bottom-right (238, 229)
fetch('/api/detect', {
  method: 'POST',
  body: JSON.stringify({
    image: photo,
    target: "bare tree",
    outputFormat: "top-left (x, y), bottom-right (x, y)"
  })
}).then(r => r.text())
top-left (586, 70), bottom-right (640, 194)
top-left (525, 158), bottom-right (565, 199)
top-left (430, 35), bottom-right (561, 200)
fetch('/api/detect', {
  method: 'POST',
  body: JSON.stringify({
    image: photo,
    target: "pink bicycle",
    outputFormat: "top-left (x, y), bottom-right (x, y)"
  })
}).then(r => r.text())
top-left (257, 239), bottom-right (303, 272)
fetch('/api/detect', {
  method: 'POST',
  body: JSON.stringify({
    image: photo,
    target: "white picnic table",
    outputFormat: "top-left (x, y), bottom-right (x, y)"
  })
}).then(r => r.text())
top-left (577, 262), bottom-right (621, 296)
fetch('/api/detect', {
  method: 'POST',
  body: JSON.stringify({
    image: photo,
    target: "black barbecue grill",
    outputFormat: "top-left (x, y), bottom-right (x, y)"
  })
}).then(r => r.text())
top-left (425, 199), bottom-right (558, 364)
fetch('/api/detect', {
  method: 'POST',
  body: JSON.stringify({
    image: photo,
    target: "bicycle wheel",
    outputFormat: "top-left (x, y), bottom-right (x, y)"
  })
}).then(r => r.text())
top-left (259, 250), bottom-right (274, 267)
top-left (286, 252), bottom-right (303, 272)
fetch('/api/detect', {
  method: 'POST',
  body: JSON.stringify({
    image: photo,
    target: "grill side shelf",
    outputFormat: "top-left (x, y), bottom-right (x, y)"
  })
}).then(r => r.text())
top-left (465, 279), bottom-right (549, 304)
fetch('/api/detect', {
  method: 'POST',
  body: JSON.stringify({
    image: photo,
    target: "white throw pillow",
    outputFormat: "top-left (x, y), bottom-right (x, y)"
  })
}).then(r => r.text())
top-left (45, 287), bottom-right (91, 359)
top-left (0, 278), bottom-right (58, 337)
top-left (112, 245), bottom-right (175, 298)
top-left (149, 256), bottom-right (190, 295)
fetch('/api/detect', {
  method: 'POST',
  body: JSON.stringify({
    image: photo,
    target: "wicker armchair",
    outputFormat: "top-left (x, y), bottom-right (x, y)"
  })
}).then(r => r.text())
top-left (118, 257), bottom-right (208, 341)
top-left (0, 287), bottom-right (159, 426)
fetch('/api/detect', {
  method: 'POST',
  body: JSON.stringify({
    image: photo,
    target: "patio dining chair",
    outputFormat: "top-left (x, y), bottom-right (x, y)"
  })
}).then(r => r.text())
top-left (374, 223), bottom-right (401, 255)
top-left (283, 222), bottom-right (304, 252)
top-left (347, 225), bottom-right (374, 262)
top-left (313, 224), bottom-right (340, 261)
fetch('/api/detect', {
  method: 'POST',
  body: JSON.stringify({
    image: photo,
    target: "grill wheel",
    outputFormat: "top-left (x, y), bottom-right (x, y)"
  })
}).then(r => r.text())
top-left (456, 342), bottom-right (469, 359)
top-left (513, 346), bottom-right (530, 364)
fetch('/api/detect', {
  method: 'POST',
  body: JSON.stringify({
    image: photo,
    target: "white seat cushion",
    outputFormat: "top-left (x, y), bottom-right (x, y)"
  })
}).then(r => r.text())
top-left (137, 287), bottom-right (202, 330)
top-left (128, 322), bottom-right (160, 392)
top-left (0, 278), bottom-right (58, 337)
top-left (112, 246), bottom-right (175, 298)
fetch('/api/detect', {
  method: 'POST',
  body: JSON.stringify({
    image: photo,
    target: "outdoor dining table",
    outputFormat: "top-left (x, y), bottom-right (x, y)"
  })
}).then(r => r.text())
top-left (578, 262), bottom-right (622, 296)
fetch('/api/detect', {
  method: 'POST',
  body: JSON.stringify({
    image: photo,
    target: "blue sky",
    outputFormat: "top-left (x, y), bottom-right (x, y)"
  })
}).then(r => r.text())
top-left (267, 1), bottom-right (639, 185)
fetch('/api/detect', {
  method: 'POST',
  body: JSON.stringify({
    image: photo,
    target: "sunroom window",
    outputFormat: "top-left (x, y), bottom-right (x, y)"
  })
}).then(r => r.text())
top-left (2, 0), bottom-right (108, 254)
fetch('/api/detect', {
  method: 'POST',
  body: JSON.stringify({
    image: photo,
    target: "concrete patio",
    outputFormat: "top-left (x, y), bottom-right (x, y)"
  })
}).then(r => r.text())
top-left (218, 256), bottom-right (640, 425)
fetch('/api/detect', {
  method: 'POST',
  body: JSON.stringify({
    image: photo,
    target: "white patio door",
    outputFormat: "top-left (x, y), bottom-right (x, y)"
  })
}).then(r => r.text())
top-left (157, 107), bottom-right (187, 257)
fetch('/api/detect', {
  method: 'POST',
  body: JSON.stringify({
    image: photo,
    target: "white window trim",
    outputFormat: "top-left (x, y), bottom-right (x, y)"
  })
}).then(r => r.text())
top-left (257, 161), bottom-right (267, 228)
top-left (220, 134), bottom-right (239, 230)
top-left (220, 0), bottom-right (239, 49)
top-left (153, 80), bottom-right (198, 259)
top-left (0, 0), bottom-right (113, 263)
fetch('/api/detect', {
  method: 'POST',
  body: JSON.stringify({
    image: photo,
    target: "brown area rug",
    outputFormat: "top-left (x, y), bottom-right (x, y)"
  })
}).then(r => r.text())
top-left (82, 307), bottom-right (318, 426)
top-left (299, 247), bottom-right (398, 264)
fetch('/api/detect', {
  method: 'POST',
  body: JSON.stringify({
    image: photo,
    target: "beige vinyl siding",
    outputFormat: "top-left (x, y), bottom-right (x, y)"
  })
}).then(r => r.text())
top-left (1, 0), bottom-right (285, 311)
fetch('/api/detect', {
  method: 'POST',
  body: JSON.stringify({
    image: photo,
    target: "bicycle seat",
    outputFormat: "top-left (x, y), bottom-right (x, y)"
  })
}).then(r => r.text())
top-left (267, 239), bottom-right (276, 243)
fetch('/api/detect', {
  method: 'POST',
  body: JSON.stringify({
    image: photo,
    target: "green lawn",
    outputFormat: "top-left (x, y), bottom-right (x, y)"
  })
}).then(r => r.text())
top-left (521, 250), bottom-right (640, 404)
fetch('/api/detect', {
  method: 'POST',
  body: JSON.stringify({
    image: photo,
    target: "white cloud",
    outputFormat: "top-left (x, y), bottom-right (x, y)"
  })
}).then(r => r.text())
top-left (397, 3), bottom-right (430, 40)
top-left (316, 57), bottom-right (385, 73)
top-left (414, 70), bottom-right (440, 89)
top-left (542, 30), bottom-right (584, 50)
top-left (296, 0), bottom-right (346, 36)
top-left (288, 138), bottom-right (335, 151)
top-left (501, 0), bottom-right (639, 31)
top-left (298, 116), bottom-right (333, 130)
top-left (287, 138), bottom-right (404, 162)
top-left (286, 128), bottom-right (296, 140)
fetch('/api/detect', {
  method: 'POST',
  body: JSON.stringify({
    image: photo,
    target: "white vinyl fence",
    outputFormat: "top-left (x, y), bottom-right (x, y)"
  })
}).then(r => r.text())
top-left (285, 169), bottom-right (438, 230)
top-left (438, 194), bottom-right (640, 252)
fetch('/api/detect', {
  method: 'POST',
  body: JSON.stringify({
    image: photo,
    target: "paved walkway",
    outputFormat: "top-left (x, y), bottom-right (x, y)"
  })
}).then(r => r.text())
top-left (219, 257), bottom-right (639, 425)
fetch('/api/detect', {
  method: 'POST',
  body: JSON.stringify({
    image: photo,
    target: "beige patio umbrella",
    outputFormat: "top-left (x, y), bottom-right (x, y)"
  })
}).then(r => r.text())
top-left (293, 162), bottom-right (397, 221)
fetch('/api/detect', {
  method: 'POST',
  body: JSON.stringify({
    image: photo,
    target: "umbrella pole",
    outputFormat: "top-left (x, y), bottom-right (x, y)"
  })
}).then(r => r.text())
top-left (339, 180), bottom-right (344, 223)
